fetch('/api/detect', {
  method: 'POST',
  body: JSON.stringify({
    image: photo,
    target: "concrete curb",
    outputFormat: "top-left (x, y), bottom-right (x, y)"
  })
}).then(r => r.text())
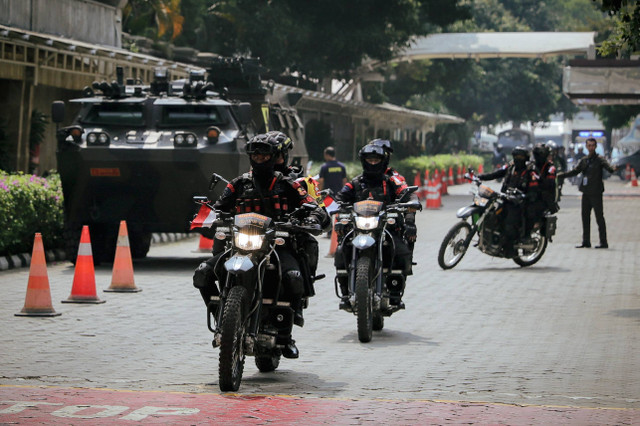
top-left (0, 233), bottom-right (195, 272)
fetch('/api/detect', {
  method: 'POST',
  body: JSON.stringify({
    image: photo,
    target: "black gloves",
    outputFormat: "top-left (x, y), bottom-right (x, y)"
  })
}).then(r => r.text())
top-left (404, 223), bottom-right (417, 243)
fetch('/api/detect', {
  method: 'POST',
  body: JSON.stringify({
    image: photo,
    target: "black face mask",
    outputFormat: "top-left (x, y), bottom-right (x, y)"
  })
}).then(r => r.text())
top-left (250, 157), bottom-right (276, 181)
top-left (362, 158), bottom-right (386, 181)
top-left (533, 152), bottom-right (546, 168)
top-left (513, 158), bottom-right (527, 170)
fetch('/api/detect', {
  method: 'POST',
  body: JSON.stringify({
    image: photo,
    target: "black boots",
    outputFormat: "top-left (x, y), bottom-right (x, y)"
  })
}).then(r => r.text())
top-left (282, 339), bottom-right (299, 359)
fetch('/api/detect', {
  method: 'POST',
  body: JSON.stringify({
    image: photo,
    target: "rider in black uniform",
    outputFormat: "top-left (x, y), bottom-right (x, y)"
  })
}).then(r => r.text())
top-left (334, 141), bottom-right (418, 306)
top-left (193, 132), bottom-right (328, 358)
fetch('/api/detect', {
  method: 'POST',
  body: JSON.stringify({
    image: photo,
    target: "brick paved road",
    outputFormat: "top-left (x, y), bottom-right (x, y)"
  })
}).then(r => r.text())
top-left (1, 178), bottom-right (638, 423)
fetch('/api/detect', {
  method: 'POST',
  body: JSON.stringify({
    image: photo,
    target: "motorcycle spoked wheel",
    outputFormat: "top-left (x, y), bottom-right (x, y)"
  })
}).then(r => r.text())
top-left (513, 233), bottom-right (548, 267)
top-left (355, 256), bottom-right (374, 343)
top-left (218, 286), bottom-right (248, 392)
top-left (438, 221), bottom-right (472, 270)
top-left (255, 354), bottom-right (281, 372)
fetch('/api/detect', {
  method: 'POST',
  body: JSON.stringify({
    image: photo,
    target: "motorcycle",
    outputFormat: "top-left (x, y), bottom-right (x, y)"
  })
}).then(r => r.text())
top-left (438, 173), bottom-right (556, 269)
top-left (192, 175), bottom-right (323, 392)
top-left (334, 186), bottom-right (421, 343)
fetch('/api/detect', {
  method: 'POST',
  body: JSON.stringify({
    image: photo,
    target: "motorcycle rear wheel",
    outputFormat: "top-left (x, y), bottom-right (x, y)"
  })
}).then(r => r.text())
top-left (513, 234), bottom-right (548, 267)
top-left (219, 286), bottom-right (247, 392)
top-left (373, 311), bottom-right (384, 331)
top-left (355, 256), bottom-right (373, 343)
top-left (438, 221), bottom-right (472, 270)
top-left (255, 354), bottom-right (280, 372)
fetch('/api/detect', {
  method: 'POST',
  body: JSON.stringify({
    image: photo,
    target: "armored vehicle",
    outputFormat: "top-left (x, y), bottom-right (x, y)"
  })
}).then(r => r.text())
top-left (52, 57), bottom-right (306, 263)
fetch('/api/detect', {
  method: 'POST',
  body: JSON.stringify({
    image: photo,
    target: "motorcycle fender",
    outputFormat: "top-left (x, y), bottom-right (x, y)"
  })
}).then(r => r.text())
top-left (353, 234), bottom-right (376, 250)
top-left (457, 205), bottom-right (482, 219)
top-left (224, 254), bottom-right (255, 274)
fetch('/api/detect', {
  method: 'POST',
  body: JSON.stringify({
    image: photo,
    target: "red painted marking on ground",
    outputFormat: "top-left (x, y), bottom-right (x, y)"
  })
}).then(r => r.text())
top-left (1, 386), bottom-right (638, 425)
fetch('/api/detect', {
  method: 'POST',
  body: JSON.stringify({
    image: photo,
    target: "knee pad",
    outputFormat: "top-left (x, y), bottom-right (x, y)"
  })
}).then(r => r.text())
top-left (285, 270), bottom-right (304, 296)
top-left (193, 259), bottom-right (218, 293)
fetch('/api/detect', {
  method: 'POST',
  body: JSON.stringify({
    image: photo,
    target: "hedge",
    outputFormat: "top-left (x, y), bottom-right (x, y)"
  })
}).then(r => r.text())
top-left (0, 171), bottom-right (64, 256)
top-left (309, 154), bottom-right (485, 182)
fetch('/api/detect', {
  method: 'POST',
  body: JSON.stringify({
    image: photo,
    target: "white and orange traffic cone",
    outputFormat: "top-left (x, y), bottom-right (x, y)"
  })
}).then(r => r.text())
top-left (62, 226), bottom-right (105, 304)
top-left (631, 168), bottom-right (638, 187)
top-left (105, 221), bottom-right (141, 293)
top-left (327, 216), bottom-right (338, 257)
top-left (196, 235), bottom-right (214, 253)
top-left (16, 233), bottom-right (61, 317)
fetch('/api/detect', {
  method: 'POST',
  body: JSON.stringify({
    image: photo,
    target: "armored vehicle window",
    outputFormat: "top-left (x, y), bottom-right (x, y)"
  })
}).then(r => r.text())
top-left (82, 104), bottom-right (145, 126)
top-left (160, 106), bottom-right (225, 126)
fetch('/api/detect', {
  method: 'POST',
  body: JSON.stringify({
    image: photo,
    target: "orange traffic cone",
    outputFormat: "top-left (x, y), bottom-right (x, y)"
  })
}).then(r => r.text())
top-left (62, 226), bottom-right (105, 304)
top-left (413, 172), bottom-right (423, 201)
top-left (440, 168), bottom-right (448, 195)
top-left (625, 164), bottom-right (631, 181)
top-left (422, 169), bottom-right (430, 202)
top-left (631, 168), bottom-right (638, 187)
top-left (105, 221), bottom-right (142, 293)
top-left (16, 233), bottom-right (61, 317)
top-left (448, 167), bottom-right (455, 186)
top-left (327, 216), bottom-right (338, 257)
top-left (196, 235), bottom-right (214, 252)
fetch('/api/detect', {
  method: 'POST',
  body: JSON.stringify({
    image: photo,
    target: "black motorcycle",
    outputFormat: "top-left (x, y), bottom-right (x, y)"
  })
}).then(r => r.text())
top-left (438, 174), bottom-right (556, 269)
top-left (334, 187), bottom-right (420, 343)
top-left (192, 177), bottom-right (322, 391)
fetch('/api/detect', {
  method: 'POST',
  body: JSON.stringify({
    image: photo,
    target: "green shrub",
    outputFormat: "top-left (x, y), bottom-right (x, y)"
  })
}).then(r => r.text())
top-left (0, 171), bottom-right (64, 256)
top-left (307, 154), bottom-right (485, 185)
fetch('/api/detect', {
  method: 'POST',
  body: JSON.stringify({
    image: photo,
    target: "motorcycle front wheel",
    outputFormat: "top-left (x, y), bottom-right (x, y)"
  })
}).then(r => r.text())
top-left (513, 233), bottom-right (548, 267)
top-left (219, 285), bottom-right (247, 392)
top-left (355, 256), bottom-right (373, 343)
top-left (438, 221), bottom-right (472, 270)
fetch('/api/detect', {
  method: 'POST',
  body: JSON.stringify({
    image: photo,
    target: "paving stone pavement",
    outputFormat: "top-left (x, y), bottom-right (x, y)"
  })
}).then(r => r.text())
top-left (0, 178), bottom-right (638, 423)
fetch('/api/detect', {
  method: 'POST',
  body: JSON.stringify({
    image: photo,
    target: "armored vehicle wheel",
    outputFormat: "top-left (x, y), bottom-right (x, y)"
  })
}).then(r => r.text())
top-left (255, 354), bottom-right (281, 372)
top-left (219, 286), bottom-right (247, 392)
top-left (129, 232), bottom-right (152, 259)
top-left (355, 256), bottom-right (373, 343)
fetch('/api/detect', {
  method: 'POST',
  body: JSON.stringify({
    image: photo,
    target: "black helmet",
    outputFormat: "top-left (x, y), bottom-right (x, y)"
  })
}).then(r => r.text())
top-left (368, 139), bottom-right (393, 154)
top-left (532, 143), bottom-right (550, 166)
top-left (359, 143), bottom-right (389, 180)
top-left (264, 131), bottom-right (293, 172)
top-left (245, 133), bottom-right (280, 178)
top-left (512, 145), bottom-right (529, 168)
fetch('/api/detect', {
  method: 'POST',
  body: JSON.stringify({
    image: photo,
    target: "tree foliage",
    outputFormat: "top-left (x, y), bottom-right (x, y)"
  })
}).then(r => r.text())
top-left (593, 0), bottom-right (640, 57)
top-left (202, 0), bottom-right (469, 79)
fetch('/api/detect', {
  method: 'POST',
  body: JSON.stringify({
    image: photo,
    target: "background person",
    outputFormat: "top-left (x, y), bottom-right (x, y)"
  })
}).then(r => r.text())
top-left (318, 146), bottom-right (347, 195)
top-left (557, 137), bottom-right (618, 249)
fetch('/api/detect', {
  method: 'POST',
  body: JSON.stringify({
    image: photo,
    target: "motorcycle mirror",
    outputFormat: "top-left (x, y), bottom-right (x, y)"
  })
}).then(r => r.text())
top-left (398, 185), bottom-right (418, 202)
top-left (209, 173), bottom-right (229, 190)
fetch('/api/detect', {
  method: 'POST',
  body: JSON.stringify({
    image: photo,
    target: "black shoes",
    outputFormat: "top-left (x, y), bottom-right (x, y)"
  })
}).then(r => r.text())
top-left (282, 340), bottom-right (299, 359)
top-left (595, 244), bottom-right (609, 249)
top-left (293, 310), bottom-right (305, 327)
top-left (575, 243), bottom-right (591, 248)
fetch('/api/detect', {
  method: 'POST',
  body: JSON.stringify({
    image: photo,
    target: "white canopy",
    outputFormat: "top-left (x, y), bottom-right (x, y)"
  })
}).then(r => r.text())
top-left (401, 32), bottom-right (596, 61)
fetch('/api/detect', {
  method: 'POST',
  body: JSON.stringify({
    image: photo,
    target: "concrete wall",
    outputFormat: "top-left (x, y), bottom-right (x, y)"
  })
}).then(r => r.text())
top-left (0, 0), bottom-right (123, 47)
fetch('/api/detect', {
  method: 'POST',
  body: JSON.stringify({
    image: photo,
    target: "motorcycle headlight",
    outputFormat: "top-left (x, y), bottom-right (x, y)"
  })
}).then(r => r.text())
top-left (355, 216), bottom-right (379, 230)
top-left (474, 197), bottom-right (489, 207)
top-left (233, 230), bottom-right (265, 251)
